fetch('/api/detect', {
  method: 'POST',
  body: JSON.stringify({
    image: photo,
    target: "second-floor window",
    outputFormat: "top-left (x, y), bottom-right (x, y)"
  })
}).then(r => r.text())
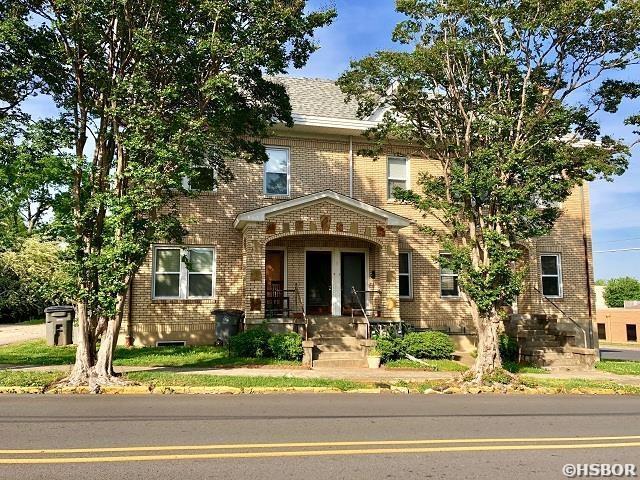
top-left (540, 254), bottom-right (562, 298)
top-left (440, 253), bottom-right (459, 298)
top-left (264, 147), bottom-right (290, 196)
top-left (153, 246), bottom-right (216, 299)
top-left (387, 156), bottom-right (407, 200)
top-left (184, 166), bottom-right (217, 191)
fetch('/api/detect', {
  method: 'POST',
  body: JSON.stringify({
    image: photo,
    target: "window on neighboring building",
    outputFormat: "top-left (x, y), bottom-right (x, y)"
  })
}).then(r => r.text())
top-left (264, 147), bottom-right (290, 196)
top-left (387, 156), bottom-right (407, 200)
top-left (440, 253), bottom-right (459, 298)
top-left (540, 254), bottom-right (562, 298)
top-left (627, 324), bottom-right (638, 342)
top-left (153, 247), bottom-right (215, 299)
top-left (399, 251), bottom-right (412, 299)
top-left (597, 323), bottom-right (607, 341)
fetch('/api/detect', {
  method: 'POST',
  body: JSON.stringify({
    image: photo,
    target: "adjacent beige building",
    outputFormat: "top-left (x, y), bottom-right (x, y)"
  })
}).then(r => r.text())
top-left (121, 77), bottom-right (598, 366)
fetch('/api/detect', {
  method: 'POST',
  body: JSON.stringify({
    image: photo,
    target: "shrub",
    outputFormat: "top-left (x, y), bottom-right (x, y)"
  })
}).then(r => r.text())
top-left (498, 333), bottom-right (518, 362)
top-left (604, 277), bottom-right (640, 307)
top-left (401, 331), bottom-right (454, 359)
top-left (374, 336), bottom-right (402, 362)
top-left (268, 333), bottom-right (303, 361)
top-left (229, 326), bottom-right (272, 358)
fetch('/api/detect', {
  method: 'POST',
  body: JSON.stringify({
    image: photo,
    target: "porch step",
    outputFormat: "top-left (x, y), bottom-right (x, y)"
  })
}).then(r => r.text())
top-left (310, 329), bottom-right (356, 339)
top-left (316, 343), bottom-right (361, 353)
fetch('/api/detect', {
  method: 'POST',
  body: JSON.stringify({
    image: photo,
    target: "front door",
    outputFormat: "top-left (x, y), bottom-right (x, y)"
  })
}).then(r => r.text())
top-left (306, 251), bottom-right (332, 315)
top-left (341, 252), bottom-right (366, 316)
top-left (265, 250), bottom-right (285, 317)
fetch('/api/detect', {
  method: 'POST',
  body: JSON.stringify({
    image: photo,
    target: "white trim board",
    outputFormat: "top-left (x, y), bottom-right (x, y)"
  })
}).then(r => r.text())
top-left (234, 190), bottom-right (411, 229)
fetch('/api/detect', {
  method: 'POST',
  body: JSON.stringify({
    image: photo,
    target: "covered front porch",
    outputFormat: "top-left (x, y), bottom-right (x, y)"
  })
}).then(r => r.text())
top-left (234, 191), bottom-right (410, 362)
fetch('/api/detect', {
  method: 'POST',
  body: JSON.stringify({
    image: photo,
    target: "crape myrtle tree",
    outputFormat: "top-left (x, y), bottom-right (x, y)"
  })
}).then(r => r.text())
top-left (1, 0), bottom-right (335, 386)
top-left (338, 0), bottom-right (639, 381)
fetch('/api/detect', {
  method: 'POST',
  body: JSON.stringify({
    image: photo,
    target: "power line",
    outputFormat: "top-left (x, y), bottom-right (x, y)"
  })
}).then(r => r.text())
top-left (594, 247), bottom-right (640, 253)
top-left (596, 236), bottom-right (640, 244)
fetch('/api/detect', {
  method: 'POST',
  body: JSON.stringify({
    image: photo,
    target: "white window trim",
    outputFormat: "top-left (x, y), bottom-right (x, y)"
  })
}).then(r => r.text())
top-left (399, 250), bottom-right (413, 300)
top-left (264, 146), bottom-right (291, 197)
top-left (440, 253), bottom-right (460, 299)
top-left (152, 246), bottom-right (216, 300)
top-left (387, 156), bottom-right (409, 200)
top-left (540, 253), bottom-right (563, 299)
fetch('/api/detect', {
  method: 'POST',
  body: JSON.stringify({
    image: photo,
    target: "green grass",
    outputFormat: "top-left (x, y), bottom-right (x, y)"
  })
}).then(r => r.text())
top-left (0, 340), bottom-right (301, 368)
top-left (125, 372), bottom-right (370, 390)
top-left (595, 360), bottom-right (640, 376)
top-left (0, 370), bottom-right (64, 387)
top-left (384, 358), bottom-right (468, 372)
top-left (521, 376), bottom-right (640, 394)
top-left (502, 361), bottom-right (548, 374)
top-left (18, 318), bottom-right (45, 325)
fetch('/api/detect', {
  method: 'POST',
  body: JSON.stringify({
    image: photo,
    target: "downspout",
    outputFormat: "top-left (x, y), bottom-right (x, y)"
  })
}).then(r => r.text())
top-left (349, 136), bottom-right (354, 198)
top-left (125, 277), bottom-right (134, 347)
top-left (580, 184), bottom-right (594, 349)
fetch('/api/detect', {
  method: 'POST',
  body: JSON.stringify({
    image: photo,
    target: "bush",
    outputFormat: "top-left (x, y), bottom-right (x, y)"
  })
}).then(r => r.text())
top-left (604, 277), bottom-right (640, 307)
top-left (498, 333), bottom-right (518, 362)
top-left (401, 331), bottom-right (454, 359)
top-left (229, 326), bottom-right (272, 358)
top-left (374, 336), bottom-right (403, 362)
top-left (268, 332), bottom-right (303, 361)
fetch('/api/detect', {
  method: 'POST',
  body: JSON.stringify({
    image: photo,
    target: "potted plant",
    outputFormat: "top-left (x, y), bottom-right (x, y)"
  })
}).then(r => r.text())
top-left (367, 346), bottom-right (381, 369)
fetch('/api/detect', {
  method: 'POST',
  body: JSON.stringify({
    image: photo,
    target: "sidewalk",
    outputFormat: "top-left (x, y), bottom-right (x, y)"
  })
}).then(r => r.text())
top-left (3, 363), bottom-right (640, 386)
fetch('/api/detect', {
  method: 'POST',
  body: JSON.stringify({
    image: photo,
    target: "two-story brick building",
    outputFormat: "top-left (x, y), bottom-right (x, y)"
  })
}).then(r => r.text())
top-left (121, 77), bottom-right (598, 367)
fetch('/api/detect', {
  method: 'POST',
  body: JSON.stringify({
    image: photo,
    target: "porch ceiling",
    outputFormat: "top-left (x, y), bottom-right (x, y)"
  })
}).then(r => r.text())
top-left (233, 190), bottom-right (412, 230)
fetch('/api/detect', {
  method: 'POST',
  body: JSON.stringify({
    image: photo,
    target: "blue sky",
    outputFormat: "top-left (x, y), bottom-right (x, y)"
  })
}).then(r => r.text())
top-left (292, 0), bottom-right (640, 280)
top-left (23, 0), bottom-right (639, 280)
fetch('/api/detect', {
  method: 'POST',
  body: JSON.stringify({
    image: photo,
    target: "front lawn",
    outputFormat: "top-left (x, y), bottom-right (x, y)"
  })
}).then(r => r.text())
top-left (502, 361), bottom-right (548, 374)
top-left (124, 372), bottom-right (369, 390)
top-left (0, 370), bottom-right (65, 387)
top-left (520, 376), bottom-right (640, 395)
top-left (596, 360), bottom-right (640, 376)
top-left (384, 359), bottom-right (468, 372)
top-left (0, 340), bottom-right (301, 368)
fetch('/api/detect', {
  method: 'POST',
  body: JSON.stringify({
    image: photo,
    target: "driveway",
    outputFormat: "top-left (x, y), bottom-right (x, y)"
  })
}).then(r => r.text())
top-left (0, 323), bottom-right (44, 346)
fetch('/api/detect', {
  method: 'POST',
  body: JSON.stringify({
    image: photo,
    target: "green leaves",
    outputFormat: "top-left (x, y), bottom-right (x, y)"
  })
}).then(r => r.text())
top-left (340, 0), bottom-right (637, 318)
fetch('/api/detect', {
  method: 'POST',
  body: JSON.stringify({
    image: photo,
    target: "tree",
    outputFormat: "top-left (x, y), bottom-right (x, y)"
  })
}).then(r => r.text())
top-left (1, 0), bottom-right (335, 387)
top-left (338, 0), bottom-right (639, 381)
top-left (604, 277), bottom-right (640, 307)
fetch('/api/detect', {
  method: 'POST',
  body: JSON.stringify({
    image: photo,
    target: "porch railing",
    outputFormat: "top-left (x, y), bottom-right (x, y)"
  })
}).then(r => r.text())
top-left (533, 285), bottom-right (589, 348)
top-left (350, 287), bottom-right (383, 340)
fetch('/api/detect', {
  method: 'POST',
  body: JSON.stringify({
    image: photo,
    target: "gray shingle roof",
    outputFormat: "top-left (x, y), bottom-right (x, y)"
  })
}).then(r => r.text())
top-left (271, 76), bottom-right (360, 120)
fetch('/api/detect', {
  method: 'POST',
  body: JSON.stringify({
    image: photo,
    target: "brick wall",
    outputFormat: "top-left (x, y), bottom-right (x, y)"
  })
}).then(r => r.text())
top-left (124, 132), bottom-right (595, 346)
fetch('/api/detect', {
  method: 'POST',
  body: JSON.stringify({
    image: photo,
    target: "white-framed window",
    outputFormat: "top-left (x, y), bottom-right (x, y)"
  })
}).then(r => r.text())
top-left (182, 166), bottom-right (217, 192)
top-left (264, 147), bottom-right (290, 196)
top-left (387, 156), bottom-right (408, 200)
top-left (440, 253), bottom-right (459, 298)
top-left (540, 253), bottom-right (563, 298)
top-left (399, 251), bottom-right (413, 299)
top-left (153, 246), bottom-right (216, 299)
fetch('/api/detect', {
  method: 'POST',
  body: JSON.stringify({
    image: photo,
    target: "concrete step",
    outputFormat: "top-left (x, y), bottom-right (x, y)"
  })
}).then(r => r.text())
top-left (309, 329), bottom-right (356, 338)
top-left (316, 343), bottom-right (362, 353)
top-left (315, 350), bottom-right (364, 359)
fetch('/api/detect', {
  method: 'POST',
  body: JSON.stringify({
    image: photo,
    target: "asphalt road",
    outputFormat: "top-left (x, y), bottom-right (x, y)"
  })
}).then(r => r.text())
top-left (0, 394), bottom-right (639, 479)
top-left (600, 347), bottom-right (640, 361)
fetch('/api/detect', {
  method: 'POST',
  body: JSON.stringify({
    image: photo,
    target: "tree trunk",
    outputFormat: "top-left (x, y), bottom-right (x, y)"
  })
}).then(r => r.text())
top-left (471, 311), bottom-right (502, 383)
top-left (67, 300), bottom-right (95, 385)
top-left (93, 292), bottom-right (127, 385)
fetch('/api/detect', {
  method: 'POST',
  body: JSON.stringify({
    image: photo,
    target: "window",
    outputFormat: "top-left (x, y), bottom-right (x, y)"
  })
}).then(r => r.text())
top-left (153, 246), bottom-right (215, 299)
top-left (264, 147), bottom-right (290, 196)
top-left (387, 156), bottom-right (408, 200)
top-left (540, 254), bottom-right (562, 298)
top-left (597, 323), bottom-right (607, 341)
top-left (183, 166), bottom-right (217, 191)
top-left (399, 251), bottom-right (412, 299)
top-left (627, 324), bottom-right (638, 342)
top-left (440, 253), bottom-right (459, 297)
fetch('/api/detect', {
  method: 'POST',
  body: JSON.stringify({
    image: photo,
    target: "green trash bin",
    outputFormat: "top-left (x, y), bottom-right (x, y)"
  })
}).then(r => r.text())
top-left (44, 306), bottom-right (75, 346)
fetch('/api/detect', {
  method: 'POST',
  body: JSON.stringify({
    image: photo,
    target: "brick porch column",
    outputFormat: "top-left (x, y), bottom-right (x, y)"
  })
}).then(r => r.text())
top-left (380, 230), bottom-right (401, 320)
top-left (243, 224), bottom-right (266, 320)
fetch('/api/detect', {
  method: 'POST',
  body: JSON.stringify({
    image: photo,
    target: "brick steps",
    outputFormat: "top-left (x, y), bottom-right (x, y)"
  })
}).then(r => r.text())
top-left (309, 316), bottom-right (365, 368)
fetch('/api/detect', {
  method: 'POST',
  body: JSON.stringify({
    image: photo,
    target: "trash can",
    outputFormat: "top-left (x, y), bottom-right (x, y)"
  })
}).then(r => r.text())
top-left (213, 309), bottom-right (244, 345)
top-left (44, 306), bottom-right (75, 346)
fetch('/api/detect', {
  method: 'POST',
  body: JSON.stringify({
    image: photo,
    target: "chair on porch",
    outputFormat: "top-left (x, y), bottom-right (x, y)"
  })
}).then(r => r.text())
top-left (265, 280), bottom-right (290, 318)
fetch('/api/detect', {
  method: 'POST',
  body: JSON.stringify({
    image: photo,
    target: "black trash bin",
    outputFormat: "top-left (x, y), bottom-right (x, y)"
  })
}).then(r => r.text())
top-left (44, 306), bottom-right (75, 346)
top-left (213, 309), bottom-right (244, 346)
